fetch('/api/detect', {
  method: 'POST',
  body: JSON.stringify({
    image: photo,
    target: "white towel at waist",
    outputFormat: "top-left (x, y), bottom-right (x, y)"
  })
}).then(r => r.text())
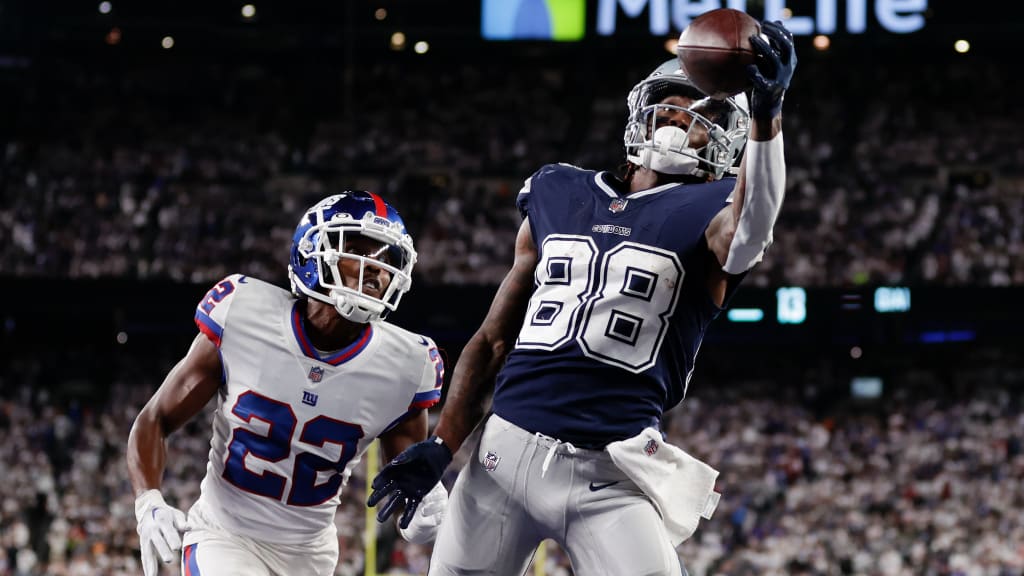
top-left (606, 427), bottom-right (720, 546)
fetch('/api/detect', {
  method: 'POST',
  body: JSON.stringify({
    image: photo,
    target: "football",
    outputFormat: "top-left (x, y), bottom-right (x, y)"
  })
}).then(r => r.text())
top-left (676, 8), bottom-right (760, 99)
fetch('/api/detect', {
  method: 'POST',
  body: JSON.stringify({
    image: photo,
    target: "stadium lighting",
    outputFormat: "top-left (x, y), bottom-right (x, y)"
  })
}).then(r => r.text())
top-left (241, 4), bottom-right (256, 19)
top-left (850, 346), bottom-right (863, 359)
top-left (777, 287), bottom-right (807, 324)
top-left (375, 8), bottom-right (387, 21)
top-left (851, 376), bottom-right (882, 399)
top-left (105, 27), bottom-right (122, 45)
top-left (813, 35), bottom-right (830, 51)
top-left (663, 37), bottom-right (677, 54)
top-left (161, 36), bottom-right (175, 49)
top-left (954, 39), bottom-right (970, 54)
top-left (414, 41), bottom-right (429, 54)
top-left (390, 31), bottom-right (406, 50)
top-left (727, 308), bottom-right (764, 322)
top-left (874, 287), bottom-right (910, 313)
top-left (98, 1), bottom-right (112, 14)
top-left (116, 331), bottom-right (128, 344)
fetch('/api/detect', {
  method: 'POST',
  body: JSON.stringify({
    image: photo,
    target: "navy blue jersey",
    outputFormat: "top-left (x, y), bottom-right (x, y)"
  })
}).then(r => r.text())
top-left (493, 163), bottom-right (737, 447)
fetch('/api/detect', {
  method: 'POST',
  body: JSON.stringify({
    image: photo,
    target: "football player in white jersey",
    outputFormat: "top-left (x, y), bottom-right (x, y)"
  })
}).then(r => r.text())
top-left (127, 191), bottom-right (448, 576)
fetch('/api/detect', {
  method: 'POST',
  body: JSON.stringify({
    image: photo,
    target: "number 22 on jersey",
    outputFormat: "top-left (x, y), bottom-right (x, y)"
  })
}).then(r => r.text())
top-left (223, 391), bottom-right (364, 506)
top-left (516, 235), bottom-right (684, 374)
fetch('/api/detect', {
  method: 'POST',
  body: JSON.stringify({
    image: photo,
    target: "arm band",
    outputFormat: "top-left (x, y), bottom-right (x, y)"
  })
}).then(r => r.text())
top-left (723, 133), bottom-right (786, 274)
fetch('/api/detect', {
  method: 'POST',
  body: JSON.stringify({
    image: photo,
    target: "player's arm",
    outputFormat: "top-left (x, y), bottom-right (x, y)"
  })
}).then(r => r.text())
top-left (378, 409), bottom-right (448, 544)
top-left (705, 20), bottom-right (796, 304)
top-left (433, 216), bottom-right (537, 453)
top-left (379, 409), bottom-right (428, 462)
top-left (368, 218), bottom-right (538, 528)
top-left (704, 114), bottom-right (779, 305)
top-left (126, 332), bottom-right (222, 576)
top-left (127, 333), bottom-right (223, 495)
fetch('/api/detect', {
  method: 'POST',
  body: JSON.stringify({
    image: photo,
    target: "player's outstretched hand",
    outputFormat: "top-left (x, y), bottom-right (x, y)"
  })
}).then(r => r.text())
top-left (368, 435), bottom-right (452, 529)
top-left (746, 20), bottom-right (797, 119)
top-left (397, 481), bottom-right (448, 544)
top-left (135, 489), bottom-right (189, 576)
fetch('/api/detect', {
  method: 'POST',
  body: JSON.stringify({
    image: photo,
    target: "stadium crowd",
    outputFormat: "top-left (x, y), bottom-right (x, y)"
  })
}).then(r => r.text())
top-left (0, 355), bottom-right (1021, 575)
top-left (2, 47), bottom-right (1022, 288)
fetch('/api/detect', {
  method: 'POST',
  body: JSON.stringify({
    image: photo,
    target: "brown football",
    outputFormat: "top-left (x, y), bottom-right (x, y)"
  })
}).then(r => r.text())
top-left (676, 8), bottom-right (760, 99)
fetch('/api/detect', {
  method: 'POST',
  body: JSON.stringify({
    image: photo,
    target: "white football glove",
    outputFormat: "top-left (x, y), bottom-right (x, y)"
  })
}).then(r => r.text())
top-left (397, 482), bottom-right (448, 544)
top-left (135, 489), bottom-right (188, 576)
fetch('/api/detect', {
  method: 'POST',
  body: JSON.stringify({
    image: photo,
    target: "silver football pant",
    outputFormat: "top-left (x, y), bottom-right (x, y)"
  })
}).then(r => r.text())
top-left (430, 413), bottom-right (683, 576)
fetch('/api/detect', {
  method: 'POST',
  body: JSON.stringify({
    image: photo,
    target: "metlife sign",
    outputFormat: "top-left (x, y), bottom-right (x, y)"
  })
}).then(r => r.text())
top-left (482, 0), bottom-right (929, 41)
top-left (596, 0), bottom-right (928, 35)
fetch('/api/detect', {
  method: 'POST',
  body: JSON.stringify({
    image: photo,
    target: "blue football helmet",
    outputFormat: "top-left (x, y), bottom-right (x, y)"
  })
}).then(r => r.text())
top-left (288, 191), bottom-right (417, 323)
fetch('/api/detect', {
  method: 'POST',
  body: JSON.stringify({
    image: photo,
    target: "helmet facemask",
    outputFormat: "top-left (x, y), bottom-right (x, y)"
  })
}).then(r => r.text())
top-left (290, 209), bottom-right (416, 324)
top-left (624, 61), bottom-right (750, 180)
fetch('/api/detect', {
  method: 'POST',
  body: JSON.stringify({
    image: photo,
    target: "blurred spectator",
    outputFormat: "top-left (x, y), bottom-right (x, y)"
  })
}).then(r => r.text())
top-left (0, 349), bottom-right (1022, 575)
top-left (2, 51), bottom-right (1022, 288)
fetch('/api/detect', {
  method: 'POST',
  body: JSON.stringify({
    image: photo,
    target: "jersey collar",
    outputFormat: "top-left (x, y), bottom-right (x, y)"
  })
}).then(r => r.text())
top-left (290, 302), bottom-right (373, 366)
top-left (595, 171), bottom-right (679, 199)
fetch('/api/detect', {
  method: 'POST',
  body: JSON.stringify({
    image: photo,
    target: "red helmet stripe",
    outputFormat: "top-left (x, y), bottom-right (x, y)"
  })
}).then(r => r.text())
top-left (368, 192), bottom-right (388, 217)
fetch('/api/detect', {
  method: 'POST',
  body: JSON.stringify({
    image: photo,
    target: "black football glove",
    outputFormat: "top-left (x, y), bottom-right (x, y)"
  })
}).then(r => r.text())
top-left (747, 20), bottom-right (797, 119)
top-left (367, 435), bottom-right (453, 529)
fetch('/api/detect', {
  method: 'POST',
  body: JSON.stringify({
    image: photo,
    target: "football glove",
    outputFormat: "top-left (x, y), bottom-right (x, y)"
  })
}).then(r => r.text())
top-left (747, 20), bottom-right (797, 119)
top-left (397, 481), bottom-right (448, 544)
top-left (368, 435), bottom-right (452, 529)
top-left (135, 489), bottom-right (188, 576)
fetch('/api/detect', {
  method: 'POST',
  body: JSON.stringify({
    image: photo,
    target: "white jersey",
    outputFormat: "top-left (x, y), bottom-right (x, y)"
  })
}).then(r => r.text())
top-left (191, 274), bottom-right (443, 544)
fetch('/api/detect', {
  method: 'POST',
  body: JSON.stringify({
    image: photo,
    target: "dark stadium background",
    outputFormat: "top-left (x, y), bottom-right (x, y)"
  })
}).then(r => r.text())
top-left (1, 1), bottom-right (1022, 575)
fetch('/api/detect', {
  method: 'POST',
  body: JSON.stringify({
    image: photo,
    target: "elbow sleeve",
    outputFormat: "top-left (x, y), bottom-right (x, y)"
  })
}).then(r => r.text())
top-left (723, 133), bottom-right (786, 274)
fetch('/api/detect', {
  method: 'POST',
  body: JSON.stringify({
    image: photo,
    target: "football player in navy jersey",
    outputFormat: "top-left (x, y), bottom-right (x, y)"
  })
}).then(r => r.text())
top-left (126, 192), bottom-right (448, 576)
top-left (370, 21), bottom-right (797, 576)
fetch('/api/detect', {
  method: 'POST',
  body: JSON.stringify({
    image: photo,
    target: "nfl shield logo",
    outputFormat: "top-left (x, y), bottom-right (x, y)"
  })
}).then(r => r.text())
top-left (482, 451), bottom-right (501, 472)
top-left (644, 439), bottom-right (659, 456)
top-left (609, 198), bottom-right (628, 213)
top-left (308, 366), bottom-right (324, 383)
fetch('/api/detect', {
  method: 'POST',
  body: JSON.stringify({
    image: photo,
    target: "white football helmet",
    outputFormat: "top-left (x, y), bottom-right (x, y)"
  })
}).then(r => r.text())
top-left (624, 59), bottom-right (749, 180)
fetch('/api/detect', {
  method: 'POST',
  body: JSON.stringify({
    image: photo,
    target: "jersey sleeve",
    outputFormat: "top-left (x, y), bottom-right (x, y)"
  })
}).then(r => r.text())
top-left (193, 274), bottom-right (248, 347)
top-left (515, 164), bottom-right (562, 219)
top-left (515, 174), bottom-right (534, 219)
top-left (409, 337), bottom-right (444, 411)
top-left (378, 337), bottom-right (445, 437)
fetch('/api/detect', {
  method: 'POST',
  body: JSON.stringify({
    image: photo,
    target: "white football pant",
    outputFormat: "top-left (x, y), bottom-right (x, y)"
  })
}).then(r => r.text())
top-left (180, 498), bottom-right (337, 575)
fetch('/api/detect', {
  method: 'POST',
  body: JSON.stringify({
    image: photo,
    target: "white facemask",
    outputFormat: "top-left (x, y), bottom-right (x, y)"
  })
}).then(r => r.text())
top-left (331, 288), bottom-right (386, 324)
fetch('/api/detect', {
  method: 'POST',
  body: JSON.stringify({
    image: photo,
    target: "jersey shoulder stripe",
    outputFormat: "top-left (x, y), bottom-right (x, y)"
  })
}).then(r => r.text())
top-left (410, 388), bottom-right (441, 409)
